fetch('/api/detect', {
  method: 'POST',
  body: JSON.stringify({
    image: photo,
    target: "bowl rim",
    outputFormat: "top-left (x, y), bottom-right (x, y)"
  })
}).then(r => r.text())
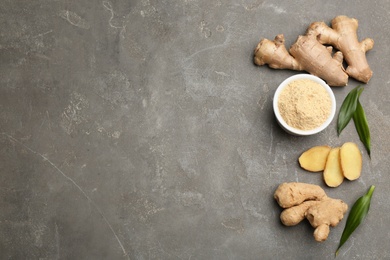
top-left (273, 74), bottom-right (336, 136)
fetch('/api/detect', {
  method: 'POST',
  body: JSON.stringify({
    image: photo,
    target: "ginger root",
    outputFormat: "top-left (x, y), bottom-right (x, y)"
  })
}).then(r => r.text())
top-left (254, 15), bottom-right (374, 86)
top-left (274, 182), bottom-right (348, 242)
top-left (308, 15), bottom-right (374, 83)
top-left (254, 34), bottom-right (303, 70)
top-left (254, 34), bottom-right (348, 87)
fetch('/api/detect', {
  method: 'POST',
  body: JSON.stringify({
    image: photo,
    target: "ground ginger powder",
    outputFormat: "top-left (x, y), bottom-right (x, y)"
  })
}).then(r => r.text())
top-left (278, 79), bottom-right (332, 130)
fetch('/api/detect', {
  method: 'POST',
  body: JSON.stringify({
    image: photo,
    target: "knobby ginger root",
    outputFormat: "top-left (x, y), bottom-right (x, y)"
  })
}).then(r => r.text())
top-left (274, 182), bottom-right (348, 242)
top-left (254, 34), bottom-right (348, 87)
top-left (254, 34), bottom-right (303, 70)
top-left (274, 182), bottom-right (326, 208)
top-left (308, 15), bottom-right (374, 83)
top-left (254, 15), bottom-right (374, 86)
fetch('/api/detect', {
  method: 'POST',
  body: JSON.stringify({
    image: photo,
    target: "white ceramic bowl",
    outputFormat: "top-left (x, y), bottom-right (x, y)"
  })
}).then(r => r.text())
top-left (273, 74), bottom-right (336, 136)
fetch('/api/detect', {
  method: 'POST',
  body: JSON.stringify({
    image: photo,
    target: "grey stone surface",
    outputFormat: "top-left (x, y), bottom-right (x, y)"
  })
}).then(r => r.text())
top-left (1, 0), bottom-right (389, 259)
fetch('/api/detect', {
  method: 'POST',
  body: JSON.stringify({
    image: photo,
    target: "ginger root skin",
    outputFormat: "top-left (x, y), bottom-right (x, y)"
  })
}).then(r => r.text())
top-left (274, 182), bottom-right (348, 242)
top-left (254, 33), bottom-right (348, 87)
top-left (305, 198), bottom-right (348, 242)
top-left (289, 34), bottom-right (348, 87)
top-left (280, 200), bottom-right (319, 226)
top-left (254, 15), bottom-right (374, 85)
top-left (254, 34), bottom-right (303, 70)
top-left (308, 15), bottom-right (374, 83)
top-left (274, 182), bottom-right (326, 208)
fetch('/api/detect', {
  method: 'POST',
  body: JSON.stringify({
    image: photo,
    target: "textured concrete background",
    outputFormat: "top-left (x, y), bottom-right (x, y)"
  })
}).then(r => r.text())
top-left (1, 0), bottom-right (389, 259)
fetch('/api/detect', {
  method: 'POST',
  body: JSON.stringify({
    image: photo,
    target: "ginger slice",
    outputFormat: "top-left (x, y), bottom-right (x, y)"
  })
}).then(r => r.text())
top-left (298, 145), bottom-right (331, 172)
top-left (340, 142), bottom-right (362, 180)
top-left (323, 147), bottom-right (344, 187)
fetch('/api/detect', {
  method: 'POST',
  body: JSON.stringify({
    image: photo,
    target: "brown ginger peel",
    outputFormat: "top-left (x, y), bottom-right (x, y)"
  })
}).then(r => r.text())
top-left (254, 33), bottom-right (348, 87)
top-left (254, 15), bottom-right (373, 86)
top-left (274, 182), bottom-right (348, 242)
top-left (308, 15), bottom-right (374, 83)
top-left (254, 34), bottom-right (302, 70)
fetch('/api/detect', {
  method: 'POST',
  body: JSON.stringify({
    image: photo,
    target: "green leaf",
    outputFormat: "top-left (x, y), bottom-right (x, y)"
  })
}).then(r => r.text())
top-left (335, 185), bottom-right (375, 256)
top-left (353, 100), bottom-right (371, 156)
top-left (337, 86), bottom-right (364, 135)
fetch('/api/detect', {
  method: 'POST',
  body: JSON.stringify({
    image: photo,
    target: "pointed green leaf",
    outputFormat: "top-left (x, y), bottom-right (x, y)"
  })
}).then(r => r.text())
top-left (337, 86), bottom-right (364, 135)
top-left (353, 100), bottom-right (371, 156)
top-left (336, 185), bottom-right (375, 256)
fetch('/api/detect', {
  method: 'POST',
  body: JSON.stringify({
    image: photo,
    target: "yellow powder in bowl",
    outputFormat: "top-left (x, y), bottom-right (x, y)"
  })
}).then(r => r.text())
top-left (278, 79), bottom-right (332, 131)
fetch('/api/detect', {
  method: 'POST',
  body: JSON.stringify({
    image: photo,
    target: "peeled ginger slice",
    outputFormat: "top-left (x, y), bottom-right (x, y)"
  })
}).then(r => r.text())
top-left (340, 142), bottom-right (362, 180)
top-left (298, 146), bottom-right (331, 172)
top-left (323, 147), bottom-right (344, 187)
